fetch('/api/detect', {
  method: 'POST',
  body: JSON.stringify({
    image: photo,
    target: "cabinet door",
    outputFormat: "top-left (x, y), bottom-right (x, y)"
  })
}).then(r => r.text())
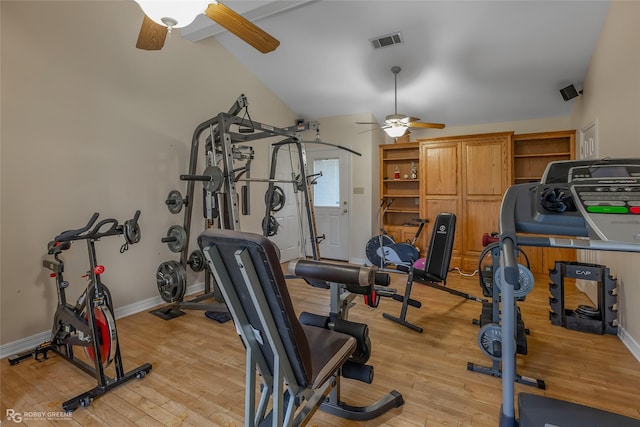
top-left (464, 139), bottom-right (511, 196)
top-left (461, 135), bottom-right (512, 270)
top-left (421, 142), bottom-right (462, 264)
top-left (423, 143), bottom-right (459, 196)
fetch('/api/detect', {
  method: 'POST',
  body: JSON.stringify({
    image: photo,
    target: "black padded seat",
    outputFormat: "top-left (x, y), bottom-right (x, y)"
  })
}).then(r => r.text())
top-left (301, 324), bottom-right (355, 389)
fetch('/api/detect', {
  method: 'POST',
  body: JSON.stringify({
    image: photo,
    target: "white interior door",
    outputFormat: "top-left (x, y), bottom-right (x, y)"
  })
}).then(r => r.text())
top-left (307, 149), bottom-right (350, 261)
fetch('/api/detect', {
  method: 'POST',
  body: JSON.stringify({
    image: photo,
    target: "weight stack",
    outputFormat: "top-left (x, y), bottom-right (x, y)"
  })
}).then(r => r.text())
top-left (548, 261), bottom-right (618, 335)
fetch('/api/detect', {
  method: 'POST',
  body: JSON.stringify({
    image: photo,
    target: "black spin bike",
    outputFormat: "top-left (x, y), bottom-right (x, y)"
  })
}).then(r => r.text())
top-left (8, 210), bottom-right (152, 411)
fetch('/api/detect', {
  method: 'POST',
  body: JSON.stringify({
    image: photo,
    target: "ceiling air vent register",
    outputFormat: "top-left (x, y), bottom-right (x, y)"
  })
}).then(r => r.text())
top-left (370, 32), bottom-right (403, 49)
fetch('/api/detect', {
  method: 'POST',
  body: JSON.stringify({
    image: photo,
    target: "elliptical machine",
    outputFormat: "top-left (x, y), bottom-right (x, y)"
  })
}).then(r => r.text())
top-left (365, 198), bottom-right (427, 269)
top-left (8, 211), bottom-right (152, 411)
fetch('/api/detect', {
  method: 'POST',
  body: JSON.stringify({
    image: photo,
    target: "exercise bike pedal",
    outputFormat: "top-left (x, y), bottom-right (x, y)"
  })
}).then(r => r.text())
top-left (391, 294), bottom-right (421, 308)
top-left (8, 342), bottom-right (55, 365)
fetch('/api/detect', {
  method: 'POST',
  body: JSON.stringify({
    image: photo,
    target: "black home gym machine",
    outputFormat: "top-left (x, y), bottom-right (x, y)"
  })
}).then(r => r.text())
top-left (8, 211), bottom-right (152, 411)
top-left (496, 159), bottom-right (640, 427)
top-left (154, 94), bottom-right (361, 319)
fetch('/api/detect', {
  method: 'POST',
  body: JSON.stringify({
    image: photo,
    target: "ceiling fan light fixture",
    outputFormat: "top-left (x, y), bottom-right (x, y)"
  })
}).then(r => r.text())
top-left (384, 124), bottom-right (407, 138)
top-left (135, 1), bottom-right (209, 29)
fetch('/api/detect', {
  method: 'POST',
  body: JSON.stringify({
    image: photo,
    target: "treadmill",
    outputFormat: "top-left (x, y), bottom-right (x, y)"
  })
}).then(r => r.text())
top-left (498, 158), bottom-right (640, 427)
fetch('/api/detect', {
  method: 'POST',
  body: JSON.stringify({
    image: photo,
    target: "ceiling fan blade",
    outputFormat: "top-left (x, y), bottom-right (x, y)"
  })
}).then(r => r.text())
top-left (409, 121), bottom-right (446, 129)
top-left (136, 15), bottom-right (168, 50)
top-left (357, 128), bottom-right (379, 134)
top-left (355, 121), bottom-right (381, 125)
top-left (205, 2), bottom-right (280, 53)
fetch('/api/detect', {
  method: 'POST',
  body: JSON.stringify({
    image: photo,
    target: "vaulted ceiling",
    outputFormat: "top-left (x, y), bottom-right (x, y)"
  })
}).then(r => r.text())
top-left (182, 1), bottom-right (611, 128)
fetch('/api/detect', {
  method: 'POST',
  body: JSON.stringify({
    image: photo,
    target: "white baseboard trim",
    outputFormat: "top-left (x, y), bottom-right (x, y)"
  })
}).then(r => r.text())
top-left (0, 281), bottom-right (205, 360)
top-left (619, 326), bottom-right (640, 363)
top-left (0, 331), bottom-right (52, 361)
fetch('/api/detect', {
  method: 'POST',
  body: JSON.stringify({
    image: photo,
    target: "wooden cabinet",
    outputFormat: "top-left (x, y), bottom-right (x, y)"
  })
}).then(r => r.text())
top-left (379, 143), bottom-right (422, 245)
top-left (418, 132), bottom-right (513, 271)
top-left (513, 130), bottom-right (577, 274)
top-left (377, 130), bottom-right (577, 276)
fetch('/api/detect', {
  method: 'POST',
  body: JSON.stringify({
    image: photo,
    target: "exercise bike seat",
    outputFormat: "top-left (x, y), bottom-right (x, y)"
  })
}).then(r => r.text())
top-left (48, 240), bottom-right (71, 255)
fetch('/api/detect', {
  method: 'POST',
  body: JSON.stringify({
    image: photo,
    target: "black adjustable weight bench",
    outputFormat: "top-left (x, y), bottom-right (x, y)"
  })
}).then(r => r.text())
top-left (198, 229), bottom-right (403, 426)
top-left (384, 213), bottom-right (485, 332)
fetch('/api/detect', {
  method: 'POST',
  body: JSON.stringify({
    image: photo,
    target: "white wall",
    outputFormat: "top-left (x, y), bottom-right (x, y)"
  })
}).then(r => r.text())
top-left (409, 115), bottom-right (573, 139)
top-left (571, 1), bottom-right (640, 348)
top-left (0, 1), bottom-right (296, 345)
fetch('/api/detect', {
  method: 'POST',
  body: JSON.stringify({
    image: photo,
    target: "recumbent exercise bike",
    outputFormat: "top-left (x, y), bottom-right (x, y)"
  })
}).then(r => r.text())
top-left (8, 210), bottom-right (152, 411)
top-left (365, 198), bottom-right (427, 269)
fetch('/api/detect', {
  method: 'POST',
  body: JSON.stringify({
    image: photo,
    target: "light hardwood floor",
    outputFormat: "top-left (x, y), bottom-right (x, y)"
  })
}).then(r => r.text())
top-left (2, 269), bottom-right (639, 426)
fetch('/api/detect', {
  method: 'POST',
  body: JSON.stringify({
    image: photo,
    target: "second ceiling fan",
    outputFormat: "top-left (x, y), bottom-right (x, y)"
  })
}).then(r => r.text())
top-left (135, 1), bottom-right (280, 53)
top-left (358, 66), bottom-right (445, 137)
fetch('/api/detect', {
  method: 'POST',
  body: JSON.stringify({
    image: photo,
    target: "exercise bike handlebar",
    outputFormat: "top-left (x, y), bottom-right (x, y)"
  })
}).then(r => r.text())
top-left (55, 210), bottom-right (141, 243)
top-left (55, 213), bottom-right (100, 242)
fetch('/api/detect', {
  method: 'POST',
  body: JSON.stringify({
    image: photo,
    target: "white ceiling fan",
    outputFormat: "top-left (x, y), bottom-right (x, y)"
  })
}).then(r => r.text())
top-left (357, 66), bottom-right (445, 138)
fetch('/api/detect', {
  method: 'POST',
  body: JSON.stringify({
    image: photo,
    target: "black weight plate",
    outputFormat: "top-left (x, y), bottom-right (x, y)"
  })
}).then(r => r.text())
top-left (156, 260), bottom-right (186, 303)
top-left (478, 323), bottom-right (502, 360)
top-left (265, 186), bottom-right (286, 212)
top-left (202, 166), bottom-right (223, 193)
top-left (166, 225), bottom-right (187, 253)
top-left (166, 190), bottom-right (184, 214)
top-left (188, 250), bottom-right (206, 272)
top-left (123, 219), bottom-right (141, 244)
